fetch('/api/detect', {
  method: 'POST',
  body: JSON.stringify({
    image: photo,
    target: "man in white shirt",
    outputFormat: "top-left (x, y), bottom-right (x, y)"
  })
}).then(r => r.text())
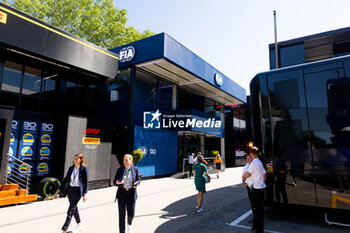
top-left (242, 153), bottom-right (253, 203)
top-left (243, 147), bottom-right (266, 233)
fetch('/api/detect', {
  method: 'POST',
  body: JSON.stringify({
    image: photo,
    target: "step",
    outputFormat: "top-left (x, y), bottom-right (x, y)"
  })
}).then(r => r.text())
top-left (0, 189), bottom-right (17, 198)
top-left (0, 184), bottom-right (19, 191)
top-left (0, 194), bottom-right (37, 206)
top-left (16, 189), bottom-right (28, 196)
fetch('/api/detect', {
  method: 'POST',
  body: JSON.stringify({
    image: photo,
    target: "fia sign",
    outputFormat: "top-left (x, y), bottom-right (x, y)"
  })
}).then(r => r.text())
top-left (119, 46), bottom-right (135, 63)
top-left (214, 73), bottom-right (223, 86)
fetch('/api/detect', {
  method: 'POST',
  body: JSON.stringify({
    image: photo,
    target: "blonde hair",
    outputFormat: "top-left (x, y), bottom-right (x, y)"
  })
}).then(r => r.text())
top-left (216, 154), bottom-right (221, 159)
top-left (123, 154), bottom-right (133, 162)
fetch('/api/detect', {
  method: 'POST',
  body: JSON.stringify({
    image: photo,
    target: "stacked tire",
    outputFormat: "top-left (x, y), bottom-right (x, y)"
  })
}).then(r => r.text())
top-left (38, 177), bottom-right (61, 199)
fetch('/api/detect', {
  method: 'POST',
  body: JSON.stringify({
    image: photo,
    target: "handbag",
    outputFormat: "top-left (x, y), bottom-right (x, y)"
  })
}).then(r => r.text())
top-left (60, 182), bottom-right (69, 197)
top-left (205, 176), bottom-right (211, 183)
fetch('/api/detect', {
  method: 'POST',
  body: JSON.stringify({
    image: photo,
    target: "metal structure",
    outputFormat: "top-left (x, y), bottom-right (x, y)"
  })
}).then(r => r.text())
top-left (6, 154), bottom-right (32, 195)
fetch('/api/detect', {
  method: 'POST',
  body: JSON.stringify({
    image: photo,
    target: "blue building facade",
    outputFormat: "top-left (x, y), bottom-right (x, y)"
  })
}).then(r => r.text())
top-left (108, 33), bottom-right (246, 177)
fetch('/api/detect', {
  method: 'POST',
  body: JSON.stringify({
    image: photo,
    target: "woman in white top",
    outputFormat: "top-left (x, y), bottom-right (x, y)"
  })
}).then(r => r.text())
top-left (54, 153), bottom-right (88, 233)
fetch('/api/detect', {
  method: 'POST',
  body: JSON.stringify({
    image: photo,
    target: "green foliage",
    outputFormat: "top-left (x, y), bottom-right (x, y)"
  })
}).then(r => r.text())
top-left (209, 150), bottom-right (219, 157)
top-left (1, 0), bottom-right (155, 49)
top-left (131, 149), bottom-right (143, 165)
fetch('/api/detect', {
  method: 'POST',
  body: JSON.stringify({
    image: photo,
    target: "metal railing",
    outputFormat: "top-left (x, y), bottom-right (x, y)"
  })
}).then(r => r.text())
top-left (182, 157), bottom-right (225, 177)
top-left (6, 154), bottom-right (32, 195)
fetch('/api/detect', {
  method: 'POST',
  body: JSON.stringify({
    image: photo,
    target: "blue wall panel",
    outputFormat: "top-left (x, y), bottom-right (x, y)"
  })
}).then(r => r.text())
top-left (134, 125), bottom-right (177, 177)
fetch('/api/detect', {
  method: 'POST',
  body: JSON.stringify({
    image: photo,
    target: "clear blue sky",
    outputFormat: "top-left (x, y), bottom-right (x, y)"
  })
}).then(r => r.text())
top-left (114, 0), bottom-right (350, 94)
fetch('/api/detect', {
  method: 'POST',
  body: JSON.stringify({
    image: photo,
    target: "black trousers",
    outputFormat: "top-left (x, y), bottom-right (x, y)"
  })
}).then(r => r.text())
top-left (118, 190), bottom-right (136, 233)
top-left (188, 164), bottom-right (193, 177)
top-left (251, 188), bottom-right (264, 233)
top-left (246, 186), bottom-right (252, 204)
top-left (62, 187), bottom-right (81, 231)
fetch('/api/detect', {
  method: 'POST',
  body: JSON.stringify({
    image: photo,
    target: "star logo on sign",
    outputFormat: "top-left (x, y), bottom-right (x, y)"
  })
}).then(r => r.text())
top-left (151, 109), bottom-right (161, 122)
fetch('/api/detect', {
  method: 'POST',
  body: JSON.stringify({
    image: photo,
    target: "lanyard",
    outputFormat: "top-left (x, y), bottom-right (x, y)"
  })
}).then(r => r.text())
top-left (123, 168), bottom-right (131, 188)
top-left (73, 167), bottom-right (79, 182)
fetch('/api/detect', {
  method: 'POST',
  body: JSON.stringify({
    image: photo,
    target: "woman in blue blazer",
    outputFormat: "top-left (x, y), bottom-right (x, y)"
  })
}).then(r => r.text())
top-left (54, 153), bottom-right (88, 233)
top-left (114, 154), bottom-right (141, 233)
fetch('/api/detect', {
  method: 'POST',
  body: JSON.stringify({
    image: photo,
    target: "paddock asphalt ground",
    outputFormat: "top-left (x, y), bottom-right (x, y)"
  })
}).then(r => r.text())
top-left (0, 167), bottom-right (349, 233)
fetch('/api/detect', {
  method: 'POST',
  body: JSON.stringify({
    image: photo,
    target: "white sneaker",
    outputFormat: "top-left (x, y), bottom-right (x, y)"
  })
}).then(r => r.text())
top-left (196, 208), bottom-right (203, 213)
top-left (75, 225), bottom-right (84, 232)
top-left (127, 224), bottom-right (132, 233)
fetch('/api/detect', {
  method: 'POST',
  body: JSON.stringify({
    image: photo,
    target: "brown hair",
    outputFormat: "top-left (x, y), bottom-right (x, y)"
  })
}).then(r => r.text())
top-left (72, 153), bottom-right (86, 166)
top-left (197, 155), bottom-right (208, 165)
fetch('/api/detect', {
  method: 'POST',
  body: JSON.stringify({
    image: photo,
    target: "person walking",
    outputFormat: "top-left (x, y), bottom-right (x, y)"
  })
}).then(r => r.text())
top-left (243, 147), bottom-right (266, 233)
top-left (193, 155), bottom-right (210, 213)
top-left (188, 153), bottom-right (195, 178)
top-left (54, 153), bottom-right (88, 233)
top-left (114, 154), bottom-right (141, 233)
top-left (214, 154), bottom-right (222, 178)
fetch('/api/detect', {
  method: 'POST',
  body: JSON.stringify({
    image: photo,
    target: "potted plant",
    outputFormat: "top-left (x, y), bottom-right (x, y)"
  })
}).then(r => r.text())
top-left (209, 150), bottom-right (220, 158)
top-left (131, 149), bottom-right (143, 166)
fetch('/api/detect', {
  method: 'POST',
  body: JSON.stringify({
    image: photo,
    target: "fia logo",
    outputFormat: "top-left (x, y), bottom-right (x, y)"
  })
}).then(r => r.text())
top-left (214, 73), bottom-right (223, 86)
top-left (143, 109), bottom-right (161, 129)
top-left (119, 46), bottom-right (135, 63)
top-left (139, 146), bottom-right (147, 156)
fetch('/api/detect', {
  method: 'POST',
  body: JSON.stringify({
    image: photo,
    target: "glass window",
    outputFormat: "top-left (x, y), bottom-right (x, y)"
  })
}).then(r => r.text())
top-left (135, 70), bottom-right (157, 105)
top-left (178, 87), bottom-right (204, 111)
top-left (108, 68), bottom-right (131, 102)
top-left (304, 68), bottom-right (344, 146)
top-left (20, 96), bottom-right (39, 111)
top-left (40, 99), bottom-right (56, 114)
top-left (205, 98), bottom-right (216, 116)
top-left (1, 61), bottom-right (22, 93)
top-left (41, 72), bottom-right (57, 99)
top-left (267, 70), bottom-right (310, 156)
top-left (158, 79), bottom-right (172, 109)
top-left (0, 93), bottom-right (19, 107)
top-left (22, 66), bottom-right (42, 96)
top-left (86, 85), bottom-right (96, 106)
top-left (66, 81), bottom-right (77, 102)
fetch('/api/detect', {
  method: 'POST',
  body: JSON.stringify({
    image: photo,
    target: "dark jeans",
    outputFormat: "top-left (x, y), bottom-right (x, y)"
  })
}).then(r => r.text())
top-left (62, 187), bottom-right (81, 231)
top-left (118, 190), bottom-right (136, 233)
top-left (188, 164), bottom-right (193, 177)
top-left (251, 188), bottom-right (264, 233)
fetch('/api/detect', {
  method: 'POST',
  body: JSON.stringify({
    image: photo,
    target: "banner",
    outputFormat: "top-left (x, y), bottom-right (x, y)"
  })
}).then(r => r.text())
top-left (8, 120), bottom-right (20, 161)
top-left (19, 121), bottom-right (38, 161)
top-left (37, 123), bottom-right (54, 160)
top-left (35, 161), bottom-right (51, 177)
top-left (18, 162), bottom-right (34, 177)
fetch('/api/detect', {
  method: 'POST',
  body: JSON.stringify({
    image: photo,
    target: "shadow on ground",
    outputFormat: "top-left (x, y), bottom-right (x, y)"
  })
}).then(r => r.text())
top-left (154, 183), bottom-right (250, 233)
top-left (153, 183), bottom-right (350, 233)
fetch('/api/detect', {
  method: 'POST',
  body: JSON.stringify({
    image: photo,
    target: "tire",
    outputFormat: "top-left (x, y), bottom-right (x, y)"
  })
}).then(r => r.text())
top-left (38, 177), bottom-right (61, 199)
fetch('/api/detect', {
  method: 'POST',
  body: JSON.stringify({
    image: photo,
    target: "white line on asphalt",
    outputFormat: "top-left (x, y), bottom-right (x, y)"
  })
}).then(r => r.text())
top-left (229, 209), bottom-right (252, 226)
top-left (229, 209), bottom-right (283, 233)
top-left (234, 224), bottom-right (283, 233)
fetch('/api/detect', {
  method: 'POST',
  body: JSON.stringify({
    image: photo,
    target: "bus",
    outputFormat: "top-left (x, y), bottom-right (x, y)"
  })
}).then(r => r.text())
top-left (250, 54), bottom-right (350, 211)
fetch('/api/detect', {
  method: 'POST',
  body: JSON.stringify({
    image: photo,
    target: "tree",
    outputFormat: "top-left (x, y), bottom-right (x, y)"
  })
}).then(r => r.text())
top-left (1, 0), bottom-right (155, 49)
